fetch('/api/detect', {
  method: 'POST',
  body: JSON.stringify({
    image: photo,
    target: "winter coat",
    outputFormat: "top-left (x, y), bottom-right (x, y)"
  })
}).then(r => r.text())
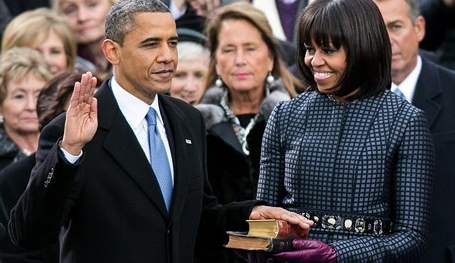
top-left (0, 124), bottom-right (27, 172)
top-left (196, 79), bottom-right (291, 205)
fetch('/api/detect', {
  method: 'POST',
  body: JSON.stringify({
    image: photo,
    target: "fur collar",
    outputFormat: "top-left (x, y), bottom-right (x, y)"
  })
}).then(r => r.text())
top-left (196, 79), bottom-right (291, 129)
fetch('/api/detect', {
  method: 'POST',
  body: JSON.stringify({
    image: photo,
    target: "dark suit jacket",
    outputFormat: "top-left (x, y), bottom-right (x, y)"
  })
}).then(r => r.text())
top-left (0, 154), bottom-right (59, 263)
top-left (415, 57), bottom-right (455, 263)
top-left (8, 79), bottom-right (258, 263)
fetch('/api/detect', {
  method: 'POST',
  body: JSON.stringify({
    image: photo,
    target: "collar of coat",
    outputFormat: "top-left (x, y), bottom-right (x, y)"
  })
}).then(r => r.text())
top-left (195, 79), bottom-right (291, 130)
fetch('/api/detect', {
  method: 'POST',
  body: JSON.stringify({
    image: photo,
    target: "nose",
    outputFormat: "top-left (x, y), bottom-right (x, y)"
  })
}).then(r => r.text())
top-left (41, 51), bottom-right (50, 62)
top-left (158, 44), bottom-right (175, 64)
top-left (234, 50), bottom-right (247, 65)
top-left (25, 94), bottom-right (38, 111)
top-left (311, 50), bottom-right (324, 67)
top-left (38, 52), bottom-right (55, 74)
top-left (386, 32), bottom-right (394, 44)
top-left (77, 7), bottom-right (89, 22)
top-left (183, 77), bottom-right (199, 92)
top-left (41, 52), bottom-right (54, 67)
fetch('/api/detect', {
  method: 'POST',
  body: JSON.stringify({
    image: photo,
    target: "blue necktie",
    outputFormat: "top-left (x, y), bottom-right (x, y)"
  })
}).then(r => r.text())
top-left (393, 88), bottom-right (406, 101)
top-left (146, 107), bottom-right (172, 211)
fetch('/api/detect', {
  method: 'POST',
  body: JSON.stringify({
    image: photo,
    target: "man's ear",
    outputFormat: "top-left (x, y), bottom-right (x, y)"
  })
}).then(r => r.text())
top-left (415, 16), bottom-right (426, 43)
top-left (102, 39), bottom-right (120, 65)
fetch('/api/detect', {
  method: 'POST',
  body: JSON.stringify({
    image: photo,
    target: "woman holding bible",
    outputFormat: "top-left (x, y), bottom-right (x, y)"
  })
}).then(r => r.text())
top-left (251, 0), bottom-right (435, 262)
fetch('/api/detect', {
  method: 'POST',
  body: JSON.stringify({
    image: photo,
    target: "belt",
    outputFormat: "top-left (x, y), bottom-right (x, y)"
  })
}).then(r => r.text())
top-left (287, 208), bottom-right (393, 236)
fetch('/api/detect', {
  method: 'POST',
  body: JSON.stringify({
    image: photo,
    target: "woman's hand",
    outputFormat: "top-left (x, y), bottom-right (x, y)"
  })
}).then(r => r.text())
top-left (250, 205), bottom-right (314, 237)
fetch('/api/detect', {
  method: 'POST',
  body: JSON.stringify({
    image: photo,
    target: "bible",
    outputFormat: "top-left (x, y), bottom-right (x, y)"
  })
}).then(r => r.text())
top-left (224, 219), bottom-right (307, 252)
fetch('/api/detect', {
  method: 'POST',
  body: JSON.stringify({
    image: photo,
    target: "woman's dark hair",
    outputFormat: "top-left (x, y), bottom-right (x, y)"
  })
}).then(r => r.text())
top-left (37, 71), bottom-right (106, 130)
top-left (296, 0), bottom-right (391, 101)
top-left (37, 72), bottom-right (81, 130)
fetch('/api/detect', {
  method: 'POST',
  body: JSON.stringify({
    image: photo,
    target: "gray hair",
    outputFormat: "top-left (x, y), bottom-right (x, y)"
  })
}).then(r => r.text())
top-left (375, 0), bottom-right (420, 24)
top-left (105, 0), bottom-right (169, 46)
top-left (177, 42), bottom-right (210, 61)
top-left (405, 0), bottom-right (420, 24)
top-left (0, 47), bottom-right (52, 104)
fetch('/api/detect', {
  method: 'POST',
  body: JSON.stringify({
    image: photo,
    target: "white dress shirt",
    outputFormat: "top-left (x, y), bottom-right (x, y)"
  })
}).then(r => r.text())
top-left (391, 55), bottom-right (422, 103)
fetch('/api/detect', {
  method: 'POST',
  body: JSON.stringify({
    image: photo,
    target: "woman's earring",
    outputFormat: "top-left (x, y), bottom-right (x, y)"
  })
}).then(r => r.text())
top-left (267, 72), bottom-right (275, 84)
top-left (215, 76), bottom-right (223, 87)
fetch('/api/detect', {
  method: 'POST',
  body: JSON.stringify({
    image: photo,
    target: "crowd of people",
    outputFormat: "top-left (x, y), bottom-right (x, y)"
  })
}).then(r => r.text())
top-left (0, 0), bottom-right (453, 262)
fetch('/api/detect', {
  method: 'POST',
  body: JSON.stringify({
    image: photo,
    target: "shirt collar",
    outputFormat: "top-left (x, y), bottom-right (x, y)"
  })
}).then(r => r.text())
top-left (110, 77), bottom-right (163, 129)
top-left (391, 55), bottom-right (422, 102)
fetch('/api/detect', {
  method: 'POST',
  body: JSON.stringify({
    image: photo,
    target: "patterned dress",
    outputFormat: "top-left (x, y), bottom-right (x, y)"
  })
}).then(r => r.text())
top-left (257, 90), bottom-right (434, 262)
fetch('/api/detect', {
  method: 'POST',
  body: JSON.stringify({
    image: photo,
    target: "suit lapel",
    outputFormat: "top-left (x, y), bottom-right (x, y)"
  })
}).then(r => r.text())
top-left (158, 95), bottom-right (197, 219)
top-left (412, 57), bottom-right (442, 129)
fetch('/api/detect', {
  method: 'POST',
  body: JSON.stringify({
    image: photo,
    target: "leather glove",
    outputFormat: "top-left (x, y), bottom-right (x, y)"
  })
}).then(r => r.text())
top-left (271, 239), bottom-right (337, 263)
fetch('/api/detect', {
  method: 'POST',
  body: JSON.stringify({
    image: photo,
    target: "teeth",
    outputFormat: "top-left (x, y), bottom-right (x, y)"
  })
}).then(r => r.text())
top-left (314, 72), bottom-right (332, 77)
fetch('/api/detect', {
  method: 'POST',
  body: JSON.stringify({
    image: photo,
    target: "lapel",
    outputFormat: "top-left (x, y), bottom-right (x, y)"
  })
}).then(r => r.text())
top-left (412, 57), bottom-right (443, 129)
top-left (95, 81), bottom-right (169, 217)
top-left (209, 122), bottom-right (243, 153)
top-left (157, 95), bottom-right (197, 220)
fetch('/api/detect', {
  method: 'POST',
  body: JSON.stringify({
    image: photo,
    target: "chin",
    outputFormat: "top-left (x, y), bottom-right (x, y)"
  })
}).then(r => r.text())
top-left (316, 86), bottom-right (330, 94)
top-left (19, 128), bottom-right (40, 134)
top-left (156, 86), bottom-right (172, 95)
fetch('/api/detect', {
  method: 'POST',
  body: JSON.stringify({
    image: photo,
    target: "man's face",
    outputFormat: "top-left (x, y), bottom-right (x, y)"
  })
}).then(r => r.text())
top-left (375, 0), bottom-right (425, 85)
top-left (110, 12), bottom-right (178, 104)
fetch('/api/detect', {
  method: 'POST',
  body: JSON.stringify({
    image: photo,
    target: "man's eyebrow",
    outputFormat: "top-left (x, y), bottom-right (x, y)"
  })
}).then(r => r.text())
top-left (387, 19), bottom-right (402, 25)
top-left (140, 37), bottom-right (160, 44)
top-left (139, 36), bottom-right (179, 44)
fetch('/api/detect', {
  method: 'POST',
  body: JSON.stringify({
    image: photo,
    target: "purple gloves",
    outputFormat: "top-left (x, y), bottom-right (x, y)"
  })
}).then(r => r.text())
top-left (234, 239), bottom-right (337, 263)
top-left (272, 239), bottom-right (337, 263)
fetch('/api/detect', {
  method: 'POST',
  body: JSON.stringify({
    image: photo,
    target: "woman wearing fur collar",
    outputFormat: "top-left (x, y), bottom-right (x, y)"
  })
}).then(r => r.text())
top-left (194, 3), bottom-right (303, 262)
top-left (197, 1), bottom-right (302, 204)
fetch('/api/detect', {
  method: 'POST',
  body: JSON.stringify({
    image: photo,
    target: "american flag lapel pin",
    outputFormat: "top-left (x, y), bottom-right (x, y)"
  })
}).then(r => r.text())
top-left (185, 139), bottom-right (192, 145)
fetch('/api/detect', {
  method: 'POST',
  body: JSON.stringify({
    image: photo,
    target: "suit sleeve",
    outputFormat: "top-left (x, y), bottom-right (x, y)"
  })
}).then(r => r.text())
top-left (8, 115), bottom-right (82, 249)
top-left (0, 155), bottom-right (56, 262)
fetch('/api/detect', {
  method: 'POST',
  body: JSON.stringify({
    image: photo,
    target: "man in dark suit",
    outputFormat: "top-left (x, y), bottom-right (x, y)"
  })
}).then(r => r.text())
top-left (374, 0), bottom-right (455, 262)
top-left (7, 0), bottom-right (312, 262)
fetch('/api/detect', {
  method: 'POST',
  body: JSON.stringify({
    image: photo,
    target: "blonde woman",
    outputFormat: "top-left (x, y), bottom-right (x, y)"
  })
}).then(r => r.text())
top-left (51, 0), bottom-right (119, 78)
top-left (0, 47), bottom-right (52, 171)
top-left (2, 8), bottom-right (77, 76)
